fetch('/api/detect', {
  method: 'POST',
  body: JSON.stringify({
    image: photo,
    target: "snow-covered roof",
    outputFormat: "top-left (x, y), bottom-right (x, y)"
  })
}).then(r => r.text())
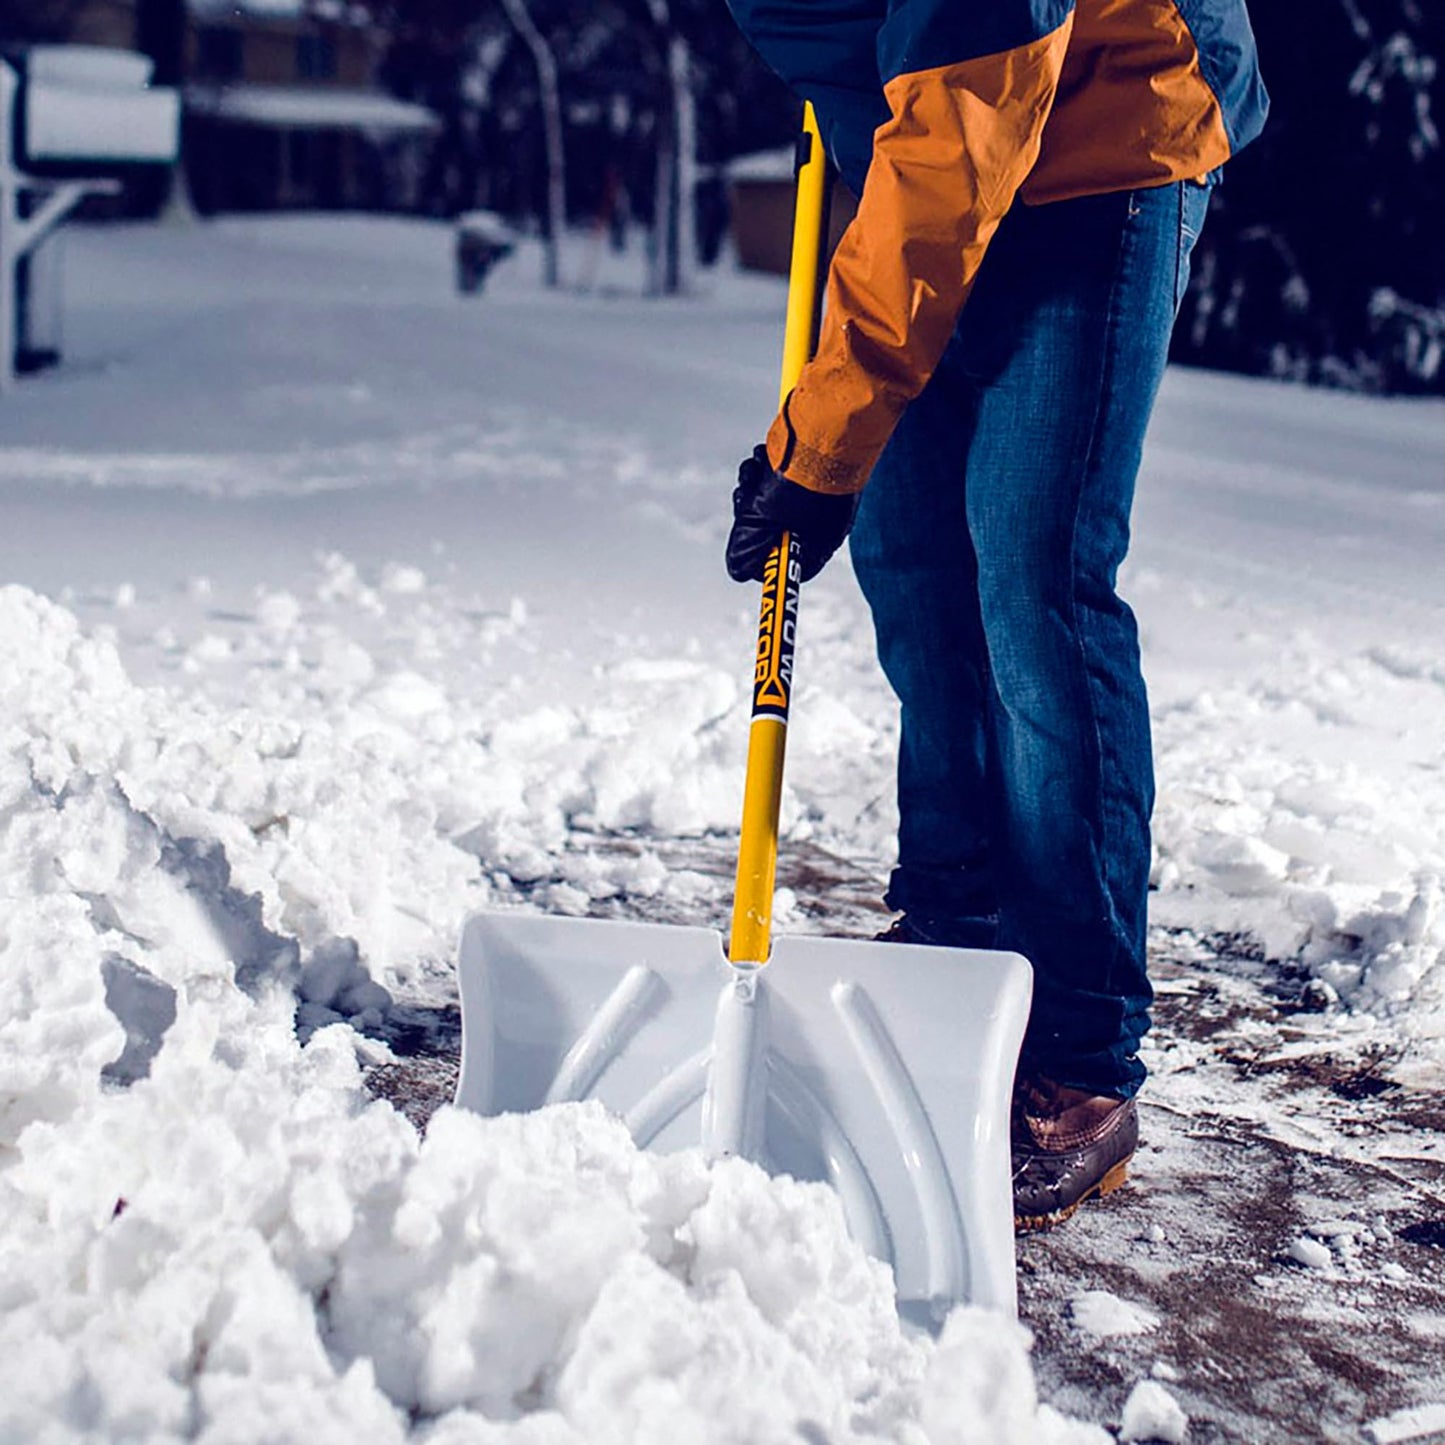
top-left (20, 45), bottom-right (155, 90)
top-left (189, 0), bottom-right (305, 17)
top-left (186, 84), bottom-right (439, 134)
top-left (187, 0), bottom-right (374, 25)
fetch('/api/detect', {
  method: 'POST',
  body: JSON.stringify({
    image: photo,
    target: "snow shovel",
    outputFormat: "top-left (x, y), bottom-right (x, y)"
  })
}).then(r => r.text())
top-left (454, 105), bottom-right (1032, 1323)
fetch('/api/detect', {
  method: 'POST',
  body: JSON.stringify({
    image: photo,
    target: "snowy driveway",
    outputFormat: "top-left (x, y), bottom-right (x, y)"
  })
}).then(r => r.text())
top-left (1, 216), bottom-right (1442, 1441)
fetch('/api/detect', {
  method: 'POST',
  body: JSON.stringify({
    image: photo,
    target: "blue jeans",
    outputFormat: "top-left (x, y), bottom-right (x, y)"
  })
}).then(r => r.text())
top-left (850, 180), bottom-right (1211, 1099)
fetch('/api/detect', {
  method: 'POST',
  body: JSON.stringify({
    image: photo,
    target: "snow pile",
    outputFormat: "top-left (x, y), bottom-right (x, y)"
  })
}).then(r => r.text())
top-left (1, 1026), bottom-right (1095, 1444)
top-left (0, 582), bottom-right (1106, 1442)
top-left (1368, 1402), bottom-right (1445, 1445)
top-left (0, 575), bottom-right (755, 1020)
top-left (1118, 1381), bottom-right (1188, 1444)
top-left (7, 216), bottom-right (1444, 1064)
top-left (1068, 1291), bottom-right (1161, 1340)
top-left (0, 581), bottom-right (478, 1011)
top-left (1286, 1235), bottom-right (1334, 1270)
top-left (1147, 624), bottom-right (1445, 1043)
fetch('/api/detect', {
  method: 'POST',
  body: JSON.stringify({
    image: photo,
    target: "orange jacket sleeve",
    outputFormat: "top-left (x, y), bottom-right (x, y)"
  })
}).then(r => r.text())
top-left (767, 18), bottom-right (1075, 494)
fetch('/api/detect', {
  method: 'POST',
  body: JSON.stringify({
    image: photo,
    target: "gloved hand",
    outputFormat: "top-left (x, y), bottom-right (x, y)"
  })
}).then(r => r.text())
top-left (726, 446), bottom-right (859, 584)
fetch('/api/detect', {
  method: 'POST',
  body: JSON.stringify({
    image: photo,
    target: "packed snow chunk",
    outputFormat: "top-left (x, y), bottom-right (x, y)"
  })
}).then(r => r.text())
top-left (1288, 1236), bottom-right (1334, 1270)
top-left (0, 584), bottom-right (131, 730)
top-left (681, 1156), bottom-right (899, 1337)
top-left (257, 588), bottom-right (304, 633)
top-left (0, 992), bottom-right (417, 1444)
top-left (556, 1254), bottom-right (867, 1445)
top-left (1308, 875), bottom-right (1445, 1015)
top-left (0, 581), bottom-right (485, 993)
top-left (368, 669), bottom-right (450, 720)
top-left (921, 1310), bottom-right (1111, 1445)
top-left (189, 632), bottom-right (234, 665)
top-left (771, 885), bottom-right (800, 925)
top-left (418, 1412), bottom-right (583, 1445)
top-left (1070, 1290), bottom-right (1161, 1339)
top-left (561, 1254), bottom-right (1103, 1445)
top-left (196, 1359), bottom-right (409, 1445)
top-left (1307, 1218), bottom-right (1366, 1241)
top-left (0, 1318), bottom-right (193, 1443)
top-left (328, 1103), bottom-right (657, 1417)
top-left (1367, 1401), bottom-right (1445, 1444)
top-left (192, 1231), bottom-right (336, 1382)
top-left (316, 551), bottom-right (384, 613)
top-left (381, 563), bottom-right (428, 595)
top-left (0, 892), bottom-right (124, 1147)
top-left (537, 881), bottom-right (592, 917)
top-left (602, 848), bottom-right (669, 899)
top-left (324, 1100), bottom-right (1098, 1441)
top-left (0, 704), bottom-right (200, 1142)
top-left (1120, 1379), bottom-right (1189, 1443)
top-left (310, 632), bottom-right (378, 692)
top-left (579, 661), bottom-right (743, 835)
top-left (1193, 832), bottom-right (1291, 897)
top-left (298, 937), bottom-right (392, 1023)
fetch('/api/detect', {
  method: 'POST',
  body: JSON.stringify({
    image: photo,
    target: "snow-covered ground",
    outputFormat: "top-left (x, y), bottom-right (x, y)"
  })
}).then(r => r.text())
top-left (1, 216), bottom-right (1442, 1441)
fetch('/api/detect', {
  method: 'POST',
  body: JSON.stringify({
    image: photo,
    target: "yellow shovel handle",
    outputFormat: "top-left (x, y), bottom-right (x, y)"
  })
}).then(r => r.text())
top-left (729, 103), bottom-right (831, 967)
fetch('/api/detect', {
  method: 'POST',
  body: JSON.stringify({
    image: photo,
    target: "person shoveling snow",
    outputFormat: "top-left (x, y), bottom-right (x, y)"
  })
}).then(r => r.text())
top-left (722, 0), bottom-right (1268, 1231)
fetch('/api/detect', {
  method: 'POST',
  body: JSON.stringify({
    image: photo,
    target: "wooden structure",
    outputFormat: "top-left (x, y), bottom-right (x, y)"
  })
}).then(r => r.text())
top-left (727, 146), bottom-right (856, 277)
top-left (183, 4), bottom-right (437, 212)
top-left (34, 0), bottom-right (439, 214)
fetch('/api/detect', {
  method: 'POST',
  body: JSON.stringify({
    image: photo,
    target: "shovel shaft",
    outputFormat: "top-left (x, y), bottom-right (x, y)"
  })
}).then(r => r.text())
top-left (729, 103), bottom-right (830, 967)
top-left (778, 105), bottom-right (831, 412)
top-left (731, 537), bottom-right (801, 963)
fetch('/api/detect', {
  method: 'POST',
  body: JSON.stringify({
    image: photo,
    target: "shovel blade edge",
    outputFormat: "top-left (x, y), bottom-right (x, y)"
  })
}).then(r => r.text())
top-left (455, 910), bottom-right (1031, 1320)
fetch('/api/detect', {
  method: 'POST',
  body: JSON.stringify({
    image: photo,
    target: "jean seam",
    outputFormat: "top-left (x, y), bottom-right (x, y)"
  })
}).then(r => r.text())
top-left (1173, 183), bottom-right (1184, 312)
top-left (1064, 192), bottom-right (1142, 994)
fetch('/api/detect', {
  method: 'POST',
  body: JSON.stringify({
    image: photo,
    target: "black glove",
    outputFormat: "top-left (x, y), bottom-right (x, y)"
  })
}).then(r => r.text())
top-left (726, 446), bottom-right (859, 584)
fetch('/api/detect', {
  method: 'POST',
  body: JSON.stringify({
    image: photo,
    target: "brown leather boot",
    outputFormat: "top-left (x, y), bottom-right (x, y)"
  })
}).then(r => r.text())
top-left (1012, 1073), bottom-right (1138, 1232)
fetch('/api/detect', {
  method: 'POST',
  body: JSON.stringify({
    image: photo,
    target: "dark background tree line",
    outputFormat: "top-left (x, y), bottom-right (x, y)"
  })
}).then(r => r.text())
top-left (1174, 0), bottom-right (1444, 393)
top-left (386, 0), bottom-right (1444, 393)
top-left (371, 0), bottom-right (796, 294)
top-left (7, 0), bottom-right (1443, 393)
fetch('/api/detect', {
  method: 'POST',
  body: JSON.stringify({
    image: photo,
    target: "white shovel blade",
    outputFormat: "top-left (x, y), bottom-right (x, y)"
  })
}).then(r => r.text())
top-left (455, 911), bottom-right (1031, 1321)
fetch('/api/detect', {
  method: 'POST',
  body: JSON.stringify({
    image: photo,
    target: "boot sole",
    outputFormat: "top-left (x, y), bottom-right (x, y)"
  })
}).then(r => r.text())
top-left (1014, 1159), bottom-right (1130, 1235)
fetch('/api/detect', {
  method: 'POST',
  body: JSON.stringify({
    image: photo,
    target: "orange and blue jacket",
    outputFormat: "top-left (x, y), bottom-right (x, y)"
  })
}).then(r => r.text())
top-left (726, 0), bottom-right (1268, 494)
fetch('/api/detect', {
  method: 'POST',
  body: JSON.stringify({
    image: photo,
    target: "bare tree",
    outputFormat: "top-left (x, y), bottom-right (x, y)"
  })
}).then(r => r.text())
top-left (640, 0), bottom-right (697, 295)
top-left (498, 0), bottom-right (567, 287)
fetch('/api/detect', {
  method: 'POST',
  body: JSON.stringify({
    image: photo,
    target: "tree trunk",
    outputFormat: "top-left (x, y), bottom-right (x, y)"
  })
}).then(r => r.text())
top-left (499, 0), bottom-right (566, 288)
top-left (642, 2), bottom-right (696, 296)
top-left (648, 102), bottom-right (675, 295)
top-left (134, 0), bottom-right (191, 220)
top-left (668, 32), bottom-right (696, 295)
